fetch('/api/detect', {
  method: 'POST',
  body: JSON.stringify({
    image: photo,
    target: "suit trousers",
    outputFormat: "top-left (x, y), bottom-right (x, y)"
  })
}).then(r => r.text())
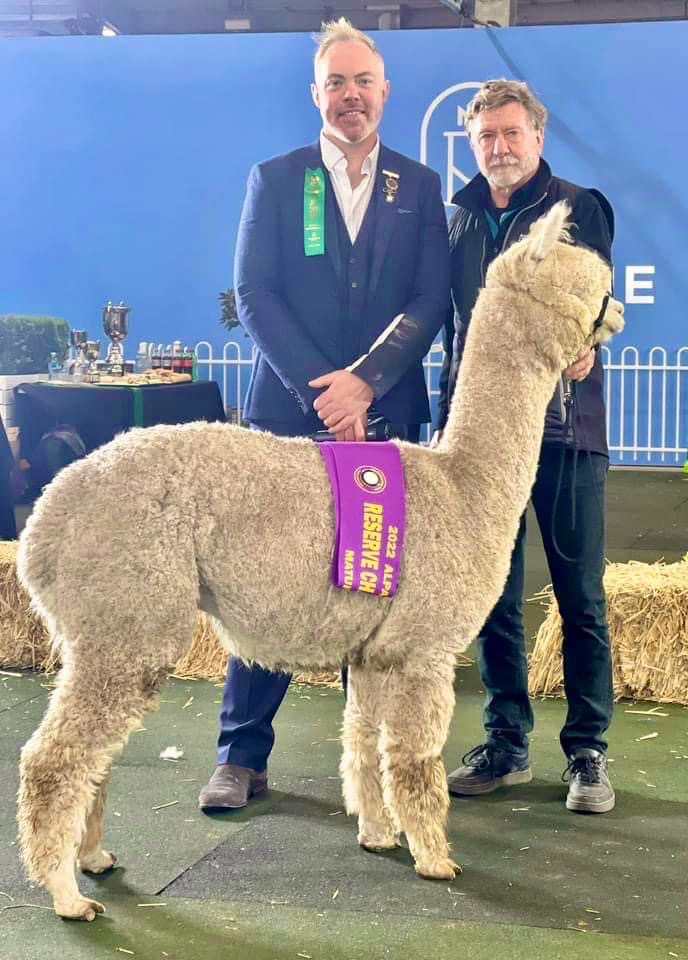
top-left (215, 419), bottom-right (420, 770)
top-left (479, 446), bottom-right (613, 760)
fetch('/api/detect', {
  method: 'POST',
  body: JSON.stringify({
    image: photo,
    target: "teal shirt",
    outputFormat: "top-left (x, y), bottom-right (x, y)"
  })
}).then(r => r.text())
top-left (482, 175), bottom-right (539, 246)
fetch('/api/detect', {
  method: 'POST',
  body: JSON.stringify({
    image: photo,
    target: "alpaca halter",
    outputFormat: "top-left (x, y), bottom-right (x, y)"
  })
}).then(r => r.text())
top-left (594, 293), bottom-right (611, 331)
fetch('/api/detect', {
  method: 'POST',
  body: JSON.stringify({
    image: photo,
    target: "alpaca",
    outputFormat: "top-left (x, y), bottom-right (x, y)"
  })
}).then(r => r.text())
top-left (16, 202), bottom-right (623, 920)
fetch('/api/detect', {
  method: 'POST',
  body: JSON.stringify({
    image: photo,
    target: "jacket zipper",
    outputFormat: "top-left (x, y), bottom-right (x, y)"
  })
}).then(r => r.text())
top-left (478, 191), bottom-right (546, 282)
top-left (501, 191), bottom-right (548, 250)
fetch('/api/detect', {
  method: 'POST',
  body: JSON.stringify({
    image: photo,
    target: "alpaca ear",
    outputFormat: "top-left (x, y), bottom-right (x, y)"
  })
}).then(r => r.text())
top-left (525, 201), bottom-right (572, 262)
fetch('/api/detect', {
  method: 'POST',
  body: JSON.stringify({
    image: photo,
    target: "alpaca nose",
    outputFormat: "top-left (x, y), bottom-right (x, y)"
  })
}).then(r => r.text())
top-left (593, 297), bottom-right (625, 341)
top-left (610, 298), bottom-right (625, 329)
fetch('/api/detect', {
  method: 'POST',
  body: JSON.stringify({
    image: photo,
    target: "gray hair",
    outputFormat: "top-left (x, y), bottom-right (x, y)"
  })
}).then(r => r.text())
top-left (463, 79), bottom-right (548, 136)
top-left (313, 17), bottom-right (382, 66)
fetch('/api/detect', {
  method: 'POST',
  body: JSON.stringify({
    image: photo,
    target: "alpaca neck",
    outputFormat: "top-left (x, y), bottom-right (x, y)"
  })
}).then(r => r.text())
top-left (440, 315), bottom-right (560, 526)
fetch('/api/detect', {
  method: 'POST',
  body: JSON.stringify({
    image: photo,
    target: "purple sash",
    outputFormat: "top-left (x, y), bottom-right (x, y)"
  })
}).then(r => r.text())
top-left (318, 442), bottom-right (406, 597)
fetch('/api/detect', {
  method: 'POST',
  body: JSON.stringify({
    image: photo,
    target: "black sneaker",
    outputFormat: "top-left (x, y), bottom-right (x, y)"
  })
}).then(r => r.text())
top-left (447, 743), bottom-right (532, 796)
top-left (563, 748), bottom-right (615, 814)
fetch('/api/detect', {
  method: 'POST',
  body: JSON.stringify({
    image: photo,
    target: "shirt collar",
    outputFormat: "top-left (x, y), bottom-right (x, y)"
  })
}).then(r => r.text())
top-left (319, 132), bottom-right (380, 178)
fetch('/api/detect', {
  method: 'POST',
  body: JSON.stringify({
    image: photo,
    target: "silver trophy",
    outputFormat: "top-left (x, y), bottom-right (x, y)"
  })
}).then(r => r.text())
top-left (102, 301), bottom-right (130, 375)
top-left (84, 340), bottom-right (101, 382)
top-left (69, 329), bottom-right (88, 380)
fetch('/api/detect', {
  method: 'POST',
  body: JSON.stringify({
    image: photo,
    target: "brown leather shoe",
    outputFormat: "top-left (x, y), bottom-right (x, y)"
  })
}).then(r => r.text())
top-left (198, 763), bottom-right (268, 811)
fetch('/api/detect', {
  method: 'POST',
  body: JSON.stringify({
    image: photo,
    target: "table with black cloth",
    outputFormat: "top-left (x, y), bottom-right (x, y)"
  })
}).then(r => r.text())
top-left (0, 413), bottom-right (17, 538)
top-left (15, 380), bottom-right (226, 479)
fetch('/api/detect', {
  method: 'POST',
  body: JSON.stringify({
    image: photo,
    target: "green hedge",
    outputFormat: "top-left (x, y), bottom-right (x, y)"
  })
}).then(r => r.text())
top-left (0, 315), bottom-right (70, 375)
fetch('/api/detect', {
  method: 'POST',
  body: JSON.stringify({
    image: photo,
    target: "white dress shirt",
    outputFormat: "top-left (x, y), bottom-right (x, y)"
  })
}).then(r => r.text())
top-left (320, 132), bottom-right (380, 244)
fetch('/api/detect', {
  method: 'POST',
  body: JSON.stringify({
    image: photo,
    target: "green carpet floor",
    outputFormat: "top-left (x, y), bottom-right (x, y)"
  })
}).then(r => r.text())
top-left (1, 468), bottom-right (686, 959)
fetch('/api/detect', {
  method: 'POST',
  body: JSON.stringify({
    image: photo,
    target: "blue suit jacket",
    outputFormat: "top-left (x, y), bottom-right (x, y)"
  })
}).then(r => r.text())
top-left (234, 141), bottom-right (450, 427)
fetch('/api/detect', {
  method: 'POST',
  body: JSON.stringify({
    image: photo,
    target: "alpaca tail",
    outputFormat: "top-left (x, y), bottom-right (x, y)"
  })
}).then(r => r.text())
top-left (15, 465), bottom-right (85, 634)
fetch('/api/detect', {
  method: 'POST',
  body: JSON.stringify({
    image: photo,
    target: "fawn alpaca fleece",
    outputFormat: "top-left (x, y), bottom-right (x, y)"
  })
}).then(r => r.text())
top-left (16, 203), bottom-right (623, 920)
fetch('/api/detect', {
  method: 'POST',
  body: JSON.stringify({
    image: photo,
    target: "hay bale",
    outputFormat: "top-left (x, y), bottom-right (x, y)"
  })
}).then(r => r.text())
top-left (0, 539), bottom-right (341, 686)
top-left (529, 556), bottom-right (688, 704)
top-left (0, 540), bottom-right (56, 671)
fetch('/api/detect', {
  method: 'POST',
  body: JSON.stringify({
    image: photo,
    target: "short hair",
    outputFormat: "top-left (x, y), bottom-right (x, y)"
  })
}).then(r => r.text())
top-left (313, 17), bottom-right (382, 67)
top-left (463, 79), bottom-right (548, 137)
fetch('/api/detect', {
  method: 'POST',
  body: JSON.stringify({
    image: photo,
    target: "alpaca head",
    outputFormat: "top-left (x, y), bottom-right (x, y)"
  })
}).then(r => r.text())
top-left (486, 201), bottom-right (624, 368)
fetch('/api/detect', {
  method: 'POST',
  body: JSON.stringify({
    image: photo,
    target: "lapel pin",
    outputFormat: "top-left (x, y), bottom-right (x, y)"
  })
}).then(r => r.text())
top-left (382, 169), bottom-right (400, 204)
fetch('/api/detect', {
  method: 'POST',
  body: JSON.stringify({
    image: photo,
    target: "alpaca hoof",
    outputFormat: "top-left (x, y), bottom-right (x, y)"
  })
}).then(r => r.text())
top-left (415, 857), bottom-right (461, 880)
top-left (358, 831), bottom-right (401, 852)
top-left (55, 896), bottom-right (106, 921)
top-left (79, 850), bottom-right (117, 874)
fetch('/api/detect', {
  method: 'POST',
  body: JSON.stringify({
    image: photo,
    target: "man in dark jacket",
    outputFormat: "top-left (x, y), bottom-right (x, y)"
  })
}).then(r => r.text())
top-left (438, 79), bottom-right (615, 814)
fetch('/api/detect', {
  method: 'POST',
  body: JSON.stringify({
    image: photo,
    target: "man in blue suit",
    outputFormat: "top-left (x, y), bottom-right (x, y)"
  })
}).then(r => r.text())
top-left (199, 17), bottom-right (449, 810)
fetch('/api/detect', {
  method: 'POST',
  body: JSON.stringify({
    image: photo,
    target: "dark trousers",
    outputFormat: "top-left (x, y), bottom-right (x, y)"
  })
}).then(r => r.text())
top-left (479, 446), bottom-right (613, 760)
top-left (216, 419), bottom-right (420, 770)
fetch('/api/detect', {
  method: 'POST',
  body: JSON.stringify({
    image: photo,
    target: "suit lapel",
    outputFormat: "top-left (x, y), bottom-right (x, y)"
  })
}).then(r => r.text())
top-left (324, 174), bottom-right (342, 278)
top-left (368, 146), bottom-right (400, 298)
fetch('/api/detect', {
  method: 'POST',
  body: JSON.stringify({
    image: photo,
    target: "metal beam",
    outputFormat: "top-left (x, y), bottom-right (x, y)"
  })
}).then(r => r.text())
top-left (518, 0), bottom-right (687, 23)
top-left (3, 0), bottom-right (684, 34)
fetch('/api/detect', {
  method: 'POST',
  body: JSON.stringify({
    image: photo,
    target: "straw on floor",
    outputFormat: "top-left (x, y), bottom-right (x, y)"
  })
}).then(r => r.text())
top-left (529, 555), bottom-right (688, 704)
top-left (0, 539), bottom-right (340, 686)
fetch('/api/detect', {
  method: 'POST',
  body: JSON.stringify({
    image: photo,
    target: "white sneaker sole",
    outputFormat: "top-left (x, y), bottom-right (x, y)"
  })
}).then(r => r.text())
top-left (566, 792), bottom-right (616, 814)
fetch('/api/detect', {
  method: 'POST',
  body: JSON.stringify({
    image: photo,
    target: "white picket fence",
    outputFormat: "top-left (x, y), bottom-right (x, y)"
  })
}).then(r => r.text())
top-left (600, 345), bottom-right (688, 464)
top-left (194, 340), bottom-right (688, 466)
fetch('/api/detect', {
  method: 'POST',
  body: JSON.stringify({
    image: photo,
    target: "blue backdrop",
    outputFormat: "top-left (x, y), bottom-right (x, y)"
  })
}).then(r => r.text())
top-left (1, 22), bottom-right (686, 462)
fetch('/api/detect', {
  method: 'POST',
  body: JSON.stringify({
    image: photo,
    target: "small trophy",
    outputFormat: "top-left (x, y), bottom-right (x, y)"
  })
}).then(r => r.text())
top-left (69, 329), bottom-right (88, 380)
top-left (84, 340), bottom-right (101, 382)
top-left (102, 301), bottom-right (130, 376)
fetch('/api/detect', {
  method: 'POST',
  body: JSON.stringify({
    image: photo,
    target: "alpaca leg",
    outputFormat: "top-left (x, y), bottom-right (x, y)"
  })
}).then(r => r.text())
top-left (19, 683), bottom-right (110, 919)
top-left (18, 527), bottom-right (199, 919)
top-left (78, 775), bottom-right (117, 874)
top-left (378, 659), bottom-right (460, 880)
top-left (18, 662), bottom-right (163, 920)
top-left (340, 665), bottom-right (399, 851)
top-left (45, 859), bottom-right (104, 922)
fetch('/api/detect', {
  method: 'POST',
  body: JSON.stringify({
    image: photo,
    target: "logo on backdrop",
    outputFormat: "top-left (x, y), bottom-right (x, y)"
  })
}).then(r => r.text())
top-left (419, 81), bottom-right (483, 207)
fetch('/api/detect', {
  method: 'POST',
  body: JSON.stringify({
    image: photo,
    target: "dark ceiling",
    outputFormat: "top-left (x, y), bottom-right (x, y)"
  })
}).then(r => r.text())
top-left (1, 0), bottom-right (686, 35)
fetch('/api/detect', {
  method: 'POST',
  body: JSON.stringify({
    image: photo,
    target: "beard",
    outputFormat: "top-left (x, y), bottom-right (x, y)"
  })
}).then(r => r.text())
top-left (331, 108), bottom-right (379, 145)
top-left (486, 153), bottom-right (539, 190)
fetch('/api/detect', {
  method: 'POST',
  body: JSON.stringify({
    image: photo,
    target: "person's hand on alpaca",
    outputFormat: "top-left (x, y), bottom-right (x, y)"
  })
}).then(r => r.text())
top-left (310, 370), bottom-right (373, 434)
top-left (332, 414), bottom-right (368, 443)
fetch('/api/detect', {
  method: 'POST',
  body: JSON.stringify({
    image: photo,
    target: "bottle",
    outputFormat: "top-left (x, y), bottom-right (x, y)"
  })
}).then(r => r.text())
top-left (172, 340), bottom-right (184, 374)
top-left (48, 351), bottom-right (61, 381)
top-left (162, 344), bottom-right (173, 371)
top-left (151, 344), bottom-right (162, 370)
top-left (135, 341), bottom-right (148, 373)
top-left (181, 345), bottom-right (193, 378)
